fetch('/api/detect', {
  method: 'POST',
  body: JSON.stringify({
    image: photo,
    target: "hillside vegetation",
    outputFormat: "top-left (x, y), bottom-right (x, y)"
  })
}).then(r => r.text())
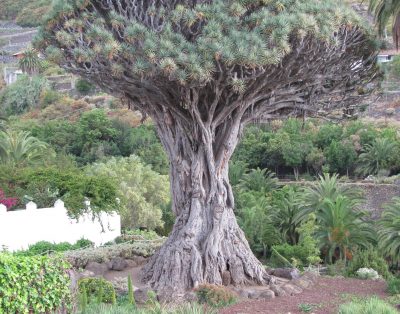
top-left (0, 0), bottom-right (51, 27)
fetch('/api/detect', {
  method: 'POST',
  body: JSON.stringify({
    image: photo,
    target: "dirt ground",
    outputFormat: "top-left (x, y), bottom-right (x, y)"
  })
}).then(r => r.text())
top-left (220, 277), bottom-right (392, 314)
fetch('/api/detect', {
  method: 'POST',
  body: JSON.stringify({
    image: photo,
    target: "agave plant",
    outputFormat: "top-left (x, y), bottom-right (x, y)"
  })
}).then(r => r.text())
top-left (314, 196), bottom-right (375, 264)
top-left (378, 197), bottom-right (400, 262)
top-left (0, 130), bottom-right (48, 166)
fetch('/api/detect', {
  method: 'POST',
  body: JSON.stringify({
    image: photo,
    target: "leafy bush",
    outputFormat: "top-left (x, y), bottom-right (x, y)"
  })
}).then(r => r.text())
top-left (78, 277), bottom-right (116, 304)
top-left (0, 253), bottom-right (71, 313)
top-left (76, 79), bottom-right (95, 94)
top-left (195, 284), bottom-right (237, 308)
top-left (0, 75), bottom-right (47, 116)
top-left (387, 277), bottom-right (400, 295)
top-left (15, 238), bottom-right (94, 256)
top-left (347, 247), bottom-right (390, 279)
top-left (338, 297), bottom-right (397, 314)
top-left (356, 268), bottom-right (380, 280)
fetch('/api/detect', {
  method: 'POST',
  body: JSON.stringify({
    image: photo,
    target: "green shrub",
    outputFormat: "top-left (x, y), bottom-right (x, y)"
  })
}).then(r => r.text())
top-left (347, 248), bottom-right (390, 279)
top-left (78, 278), bottom-right (116, 304)
top-left (0, 253), bottom-right (71, 313)
top-left (76, 79), bottom-right (95, 94)
top-left (195, 284), bottom-right (237, 308)
top-left (327, 259), bottom-right (347, 277)
top-left (387, 277), bottom-right (400, 295)
top-left (339, 297), bottom-right (397, 314)
top-left (15, 238), bottom-right (94, 256)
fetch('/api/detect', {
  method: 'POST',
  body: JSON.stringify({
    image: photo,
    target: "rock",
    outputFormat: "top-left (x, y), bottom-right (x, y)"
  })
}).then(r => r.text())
top-left (281, 284), bottom-right (303, 295)
top-left (85, 262), bottom-right (108, 276)
top-left (110, 257), bottom-right (128, 271)
top-left (271, 268), bottom-right (300, 280)
top-left (133, 255), bottom-right (147, 266)
top-left (134, 287), bottom-right (151, 304)
top-left (291, 278), bottom-right (312, 289)
top-left (269, 283), bottom-right (287, 297)
top-left (248, 290), bottom-right (261, 299)
top-left (302, 271), bottom-right (319, 283)
top-left (235, 289), bottom-right (249, 298)
top-left (222, 271), bottom-right (231, 286)
top-left (259, 289), bottom-right (275, 299)
top-left (126, 259), bottom-right (138, 268)
top-left (67, 269), bottom-right (80, 291)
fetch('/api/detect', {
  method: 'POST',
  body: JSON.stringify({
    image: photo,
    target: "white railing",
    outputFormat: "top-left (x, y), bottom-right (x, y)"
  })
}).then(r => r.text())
top-left (0, 200), bottom-right (121, 252)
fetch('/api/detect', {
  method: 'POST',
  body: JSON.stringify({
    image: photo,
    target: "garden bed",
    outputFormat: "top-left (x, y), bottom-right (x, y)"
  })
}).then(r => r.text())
top-left (220, 277), bottom-right (391, 314)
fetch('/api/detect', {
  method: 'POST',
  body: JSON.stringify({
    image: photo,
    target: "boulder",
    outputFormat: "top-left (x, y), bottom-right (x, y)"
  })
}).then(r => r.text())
top-left (110, 257), bottom-right (128, 271)
top-left (126, 259), bottom-right (138, 268)
top-left (259, 289), bottom-right (275, 299)
top-left (271, 268), bottom-right (300, 280)
top-left (281, 283), bottom-right (303, 295)
top-left (269, 283), bottom-right (287, 297)
top-left (85, 262), bottom-right (108, 276)
top-left (291, 278), bottom-right (312, 289)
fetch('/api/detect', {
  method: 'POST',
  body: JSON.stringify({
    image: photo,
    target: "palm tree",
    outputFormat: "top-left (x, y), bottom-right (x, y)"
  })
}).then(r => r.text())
top-left (238, 168), bottom-right (279, 194)
top-left (296, 173), bottom-right (363, 223)
top-left (357, 138), bottom-right (396, 176)
top-left (370, 0), bottom-right (400, 48)
top-left (18, 48), bottom-right (42, 75)
top-left (0, 130), bottom-right (48, 166)
top-left (314, 196), bottom-right (375, 264)
top-left (378, 197), bottom-right (400, 262)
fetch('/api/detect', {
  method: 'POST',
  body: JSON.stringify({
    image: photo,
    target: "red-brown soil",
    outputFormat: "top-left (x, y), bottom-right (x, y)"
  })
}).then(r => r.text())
top-left (220, 277), bottom-right (391, 314)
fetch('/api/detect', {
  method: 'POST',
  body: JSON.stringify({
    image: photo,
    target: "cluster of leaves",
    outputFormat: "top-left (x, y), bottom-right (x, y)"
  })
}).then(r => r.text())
top-left (0, 189), bottom-right (18, 209)
top-left (14, 238), bottom-right (94, 257)
top-left (338, 297), bottom-right (398, 314)
top-left (38, 0), bottom-right (363, 88)
top-left (233, 119), bottom-right (400, 179)
top-left (0, 253), bottom-right (71, 313)
top-left (347, 247), bottom-right (390, 279)
top-left (79, 277), bottom-right (116, 304)
top-left (86, 156), bottom-right (170, 230)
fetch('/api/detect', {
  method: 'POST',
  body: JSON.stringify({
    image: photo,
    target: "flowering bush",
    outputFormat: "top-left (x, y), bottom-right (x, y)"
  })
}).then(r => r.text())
top-left (0, 189), bottom-right (18, 209)
top-left (356, 268), bottom-right (380, 280)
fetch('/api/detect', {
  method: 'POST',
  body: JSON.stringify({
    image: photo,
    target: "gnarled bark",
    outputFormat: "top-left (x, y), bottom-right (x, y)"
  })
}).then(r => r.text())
top-left (141, 118), bottom-right (270, 294)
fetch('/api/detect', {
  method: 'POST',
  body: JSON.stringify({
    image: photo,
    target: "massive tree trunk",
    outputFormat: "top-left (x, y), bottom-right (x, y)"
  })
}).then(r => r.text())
top-left (141, 109), bottom-right (270, 295)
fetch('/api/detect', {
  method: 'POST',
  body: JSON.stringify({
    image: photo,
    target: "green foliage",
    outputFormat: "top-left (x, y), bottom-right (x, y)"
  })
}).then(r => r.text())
top-left (378, 197), bottom-right (400, 262)
top-left (78, 277), bottom-right (116, 304)
top-left (76, 78), bottom-right (95, 94)
top-left (238, 168), bottom-right (279, 194)
top-left (15, 238), bottom-right (94, 256)
top-left (338, 297), bottom-right (397, 314)
top-left (0, 253), bottom-right (71, 313)
top-left (271, 214), bottom-right (320, 268)
top-left (313, 196), bottom-right (374, 264)
top-left (5, 166), bottom-right (120, 216)
top-left (298, 303), bottom-right (315, 313)
top-left (357, 138), bottom-right (397, 176)
top-left (387, 277), bottom-right (400, 295)
top-left (195, 284), bottom-right (237, 308)
top-left (0, 130), bottom-right (50, 167)
top-left (79, 286), bottom-right (88, 312)
top-left (347, 247), bottom-right (390, 279)
top-left (86, 156), bottom-right (170, 230)
top-left (128, 275), bottom-right (135, 306)
top-left (0, 0), bottom-right (51, 25)
top-left (0, 75), bottom-right (47, 116)
top-left (19, 48), bottom-right (42, 75)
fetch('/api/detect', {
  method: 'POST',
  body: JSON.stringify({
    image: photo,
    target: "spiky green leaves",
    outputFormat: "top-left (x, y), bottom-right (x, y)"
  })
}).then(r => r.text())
top-left (38, 0), bottom-right (368, 86)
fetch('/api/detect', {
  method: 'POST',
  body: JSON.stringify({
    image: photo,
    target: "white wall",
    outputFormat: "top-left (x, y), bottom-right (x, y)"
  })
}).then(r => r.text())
top-left (0, 200), bottom-right (120, 252)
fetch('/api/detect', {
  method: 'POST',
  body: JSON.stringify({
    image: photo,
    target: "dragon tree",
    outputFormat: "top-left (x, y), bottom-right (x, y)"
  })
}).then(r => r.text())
top-left (36, 0), bottom-right (379, 295)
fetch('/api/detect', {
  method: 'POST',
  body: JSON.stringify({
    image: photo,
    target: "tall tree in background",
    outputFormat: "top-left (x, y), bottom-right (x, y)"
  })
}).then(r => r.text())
top-left (37, 0), bottom-right (378, 294)
top-left (370, 0), bottom-right (400, 48)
